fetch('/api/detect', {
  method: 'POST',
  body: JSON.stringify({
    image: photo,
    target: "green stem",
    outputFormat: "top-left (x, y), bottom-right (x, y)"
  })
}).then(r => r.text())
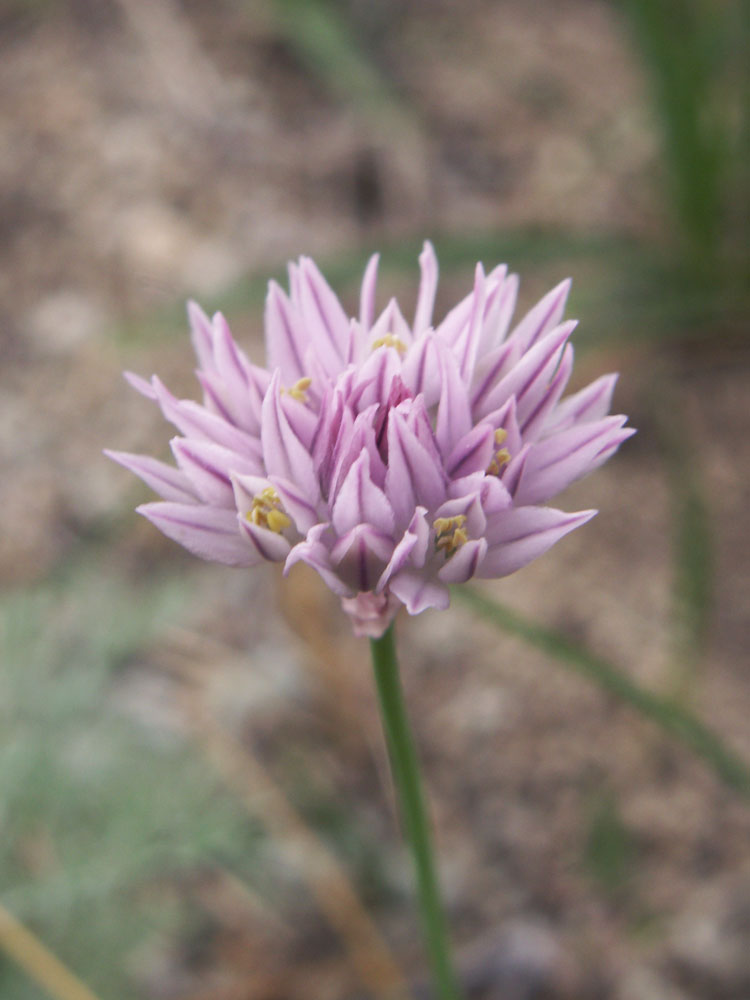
top-left (370, 625), bottom-right (463, 1000)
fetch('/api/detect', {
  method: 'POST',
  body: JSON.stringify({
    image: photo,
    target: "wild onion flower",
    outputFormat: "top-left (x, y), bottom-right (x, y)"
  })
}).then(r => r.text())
top-left (107, 244), bottom-right (632, 638)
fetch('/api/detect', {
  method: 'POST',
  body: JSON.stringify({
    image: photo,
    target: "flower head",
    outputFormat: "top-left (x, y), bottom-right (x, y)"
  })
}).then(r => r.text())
top-left (107, 244), bottom-right (633, 637)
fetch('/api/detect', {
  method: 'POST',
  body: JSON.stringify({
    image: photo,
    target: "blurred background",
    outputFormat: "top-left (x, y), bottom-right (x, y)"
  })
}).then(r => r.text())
top-left (0, 1), bottom-right (748, 997)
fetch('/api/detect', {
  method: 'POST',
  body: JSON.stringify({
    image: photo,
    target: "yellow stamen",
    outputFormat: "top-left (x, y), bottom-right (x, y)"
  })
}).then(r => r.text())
top-left (487, 427), bottom-right (511, 476)
top-left (371, 333), bottom-right (407, 355)
top-left (282, 376), bottom-right (312, 403)
top-left (246, 487), bottom-right (291, 534)
top-left (266, 508), bottom-right (292, 533)
top-left (434, 514), bottom-right (468, 557)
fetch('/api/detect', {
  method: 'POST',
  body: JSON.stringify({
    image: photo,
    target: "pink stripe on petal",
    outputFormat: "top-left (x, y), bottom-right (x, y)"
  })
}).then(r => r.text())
top-left (137, 501), bottom-right (259, 566)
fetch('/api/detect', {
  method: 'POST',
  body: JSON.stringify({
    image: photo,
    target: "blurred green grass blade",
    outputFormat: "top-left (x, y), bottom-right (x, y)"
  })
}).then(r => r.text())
top-left (267, 0), bottom-right (409, 122)
top-left (584, 791), bottom-right (636, 897)
top-left (454, 587), bottom-right (750, 797)
top-left (651, 381), bottom-right (713, 697)
top-left (621, 0), bottom-right (731, 264)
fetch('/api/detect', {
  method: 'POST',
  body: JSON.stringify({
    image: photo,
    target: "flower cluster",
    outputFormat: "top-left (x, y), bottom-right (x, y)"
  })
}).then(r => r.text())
top-left (107, 244), bottom-right (632, 637)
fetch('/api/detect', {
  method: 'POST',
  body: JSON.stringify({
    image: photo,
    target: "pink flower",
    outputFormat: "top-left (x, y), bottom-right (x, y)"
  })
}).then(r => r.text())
top-left (107, 244), bottom-right (633, 637)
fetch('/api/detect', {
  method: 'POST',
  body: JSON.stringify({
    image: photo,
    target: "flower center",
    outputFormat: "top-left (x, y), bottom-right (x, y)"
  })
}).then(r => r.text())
top-left (282, 376), bottom-right (312, 403)
top-left (434, 515), bottom-right (468, 557)
top-left (487, 427), bottom-right (511, 476)
top-left (371, 333), bottom-right (407, 355)
top-left (247, 487), bottom-right (291, 533)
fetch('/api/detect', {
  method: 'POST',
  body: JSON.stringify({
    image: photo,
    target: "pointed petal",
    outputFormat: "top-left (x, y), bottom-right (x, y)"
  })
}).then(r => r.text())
top-left (545, 373), bottom-right (620, 433)
top-left (171, 437), bottom-right (258, 506)
top-left (434, 342), bottom-right (473, 459)
top-left (453, 262), bottom-right (486, 382)
top-left (479, 507), bottom-right (596, 577)
top-left (285, 524), bottom-right (354, 597)
top-left (211, 312), bottom-right (251, 400)
top-left (330, 523), bottom-right (394, 592)
top-left (359, 253), bottom-right (380, 331)
top-left (124, 370), bottom-right (157, 399)
top-left (137, 501), bottom-right (258, 566)
top-left (331, 451), bottom-right (395, 536)
top-left (151, 376), bottom-right (262, 458)
top-left (437, 537), bottom-right (487, 583)
top-left (477, 321), bottom-right (575, 421)
top-left (515, 417), bottom-right (634, 505)
top-left (187, 300), bottom-right (214, 370)
top-left (510, 278), bottom-right (571, 353)
top-left (297, 256), bottom-right (349, 369)
top-left (446, 422), bottom-right (496, 479)
top-left (414, 241), bottom-right (439, 333)
top-left (401, 332), bottom-right (442, 405)
top-left (261, 371), bottom-right (319, 502)
top-left (238, 517), bottom-right (292, 562)
top-left (268, 474), bottom-right (320, 534)
top-left (388, 571), bottom-right (450, 615)
top-left (265, 281), bottom-right (306, 383)
top-left (386, 409), bottom-right (446, 525)
top-left (104, 450), bottom-right (197, 503)
top-left (520, 341), bottom-right (574, 439)
top-left (377, 506), bottom-right (430, 589)
top-left (477, 271), bottom-right (518, 356)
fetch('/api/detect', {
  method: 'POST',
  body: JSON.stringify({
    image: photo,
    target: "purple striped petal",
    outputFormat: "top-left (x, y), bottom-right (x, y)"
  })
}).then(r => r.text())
top-left (479, 506), bottom-right (596, 577)
top-left (331, 451), bottom-right (395, 537)
top-left (545, 373), bottom-right (620, 433)
top-left (104, 450), bottom-right (197, 503)
top-left (171, 437), bottom-right (259, 506)
top-left (238, 517), bottom-right (292, 562)
top-left (359, 253), bottom-right (380, 332)
top-left (389, 571), bottom-right (450, 615)
top-left (509, 278), bottom-right (571, 353)
top-left (414, 241), bottom-right (438, 333)
top-left (261, 371), bottom-right (319, 502)
top-left (265, 281), bottom-right (306, 384)
top-left (137, 501), bottom-right (258, 566)
top-left (515, 417), bottom-right (634, 505)
top-left (437, 537), bottom-right (487, 583)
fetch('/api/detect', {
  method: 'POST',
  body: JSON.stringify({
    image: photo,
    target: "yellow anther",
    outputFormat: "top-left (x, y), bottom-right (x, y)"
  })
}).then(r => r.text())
top-left (434, 515), bottom-right (468, 557)
top-left (247, 487), bottom-right (290, 534)
top-left (266, 508), bottom-right (292, 533)
top-left (371, 333), bottom-right (407, 355)
top-left (487, 430), bottom-right (511, 476)
top-left (282, 376), bottom-right (312, 403)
